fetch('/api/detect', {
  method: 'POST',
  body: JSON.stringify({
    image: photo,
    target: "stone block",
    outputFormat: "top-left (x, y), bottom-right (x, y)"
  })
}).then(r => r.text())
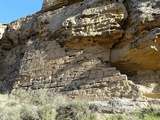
top-left (74, 67), bottom-right (84, 72)
top-left (44, 83), bottom-right (51, 88)
top-left (102, 77), bottom-right (109, 82)
top-left (99, 82), bottom-right (107, 87)
top-left (106, 67), bottom-right (116, 71)
top-left (96, 72), bottom-right (104, 78)
top-left (76, 55), bottom-right (84, 61)
top-left (84, 53), bottom-right (93, 59)
top-left (113, 70), bottom-right (121, 76)
top-left (50, 83), bottom-right (57, 88)
top-left (80, 72), bottom-right (89, 78)
top-left (89, 73), bottom-right (97, 79)
top-left (57, 82), bottom-right (65, 87)
top-left (108, 76), bottom-right (116, 81)
top-left (96, 64), bottom-right (106, 68)
top-left (67, 77), bottom-right (74, 81)
top-left (81, 84), bottom-right (93, 89)
top-left (104, 71), bottom-right (113, 77)
top-left (82, 62), bottom-right (92, 67)
top-left (114, 76), bottom-right (121, 81)
top-left (90, 70), bottom-right (97, 74)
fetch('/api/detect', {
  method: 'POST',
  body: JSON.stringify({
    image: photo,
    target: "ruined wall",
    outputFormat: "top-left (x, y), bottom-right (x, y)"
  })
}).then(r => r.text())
top-left (11, 40), bottom-right (140, 100)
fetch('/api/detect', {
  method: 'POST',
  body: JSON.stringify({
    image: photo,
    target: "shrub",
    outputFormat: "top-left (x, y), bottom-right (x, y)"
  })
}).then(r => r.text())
top-left (38, 104), bottom-right (57, 120)
top-left (20, 105), bottom-right (39, 120)
top-left (0, 106), bottom-right (21, 120)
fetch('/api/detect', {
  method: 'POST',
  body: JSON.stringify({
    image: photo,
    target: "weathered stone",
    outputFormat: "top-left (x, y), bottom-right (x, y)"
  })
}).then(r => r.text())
top-left (41, 0), bottom-right (69, 12)
top-left (89, 98), bottom-right (150, 114)
top-left (111, 0), bottom-right (160, 75)
top-left (41, 0), bottom-right (84, 12)
top-left (0, 0), bottom-right (160, 102)
top-left (0, 24), bottom-right (7, 39)
top-left (2, 0), bottom-right (128, 51)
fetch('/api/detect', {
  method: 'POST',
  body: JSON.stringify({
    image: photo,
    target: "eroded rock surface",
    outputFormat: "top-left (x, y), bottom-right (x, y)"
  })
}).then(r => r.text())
top-left (41, 0), bottom-right (84, 12)
top-left (0, 0), bottom-right (160, 101)
top-left (89, 98), bottom-right (150, 114)
top-left (111, 0), bottom-right (160, 74)
top-left (2, 0), bottom-right (127, 50)
top-left (89, 98), bottom-right (160, 114)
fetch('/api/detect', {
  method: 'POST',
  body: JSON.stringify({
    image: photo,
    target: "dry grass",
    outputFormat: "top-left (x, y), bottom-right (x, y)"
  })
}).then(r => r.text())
top-left (0, 89), bottom-right (96, 120)
top-left (0, 89), bottom-right (159, 120)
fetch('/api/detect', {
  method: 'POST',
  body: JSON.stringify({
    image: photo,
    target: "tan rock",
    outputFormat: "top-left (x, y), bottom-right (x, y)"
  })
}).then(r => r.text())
top-left (3, 0), bottom-right (127, 50)
top-left (41, 0), bottom-right (84, 12)
top-left (1, 0), bottom-right (159, 101)
top-left (111, 0), bottom-right (160, 74)
top-left (41, 0), bottom-right (69, 12)
top-left (0, 24), bottom-right (7, 40)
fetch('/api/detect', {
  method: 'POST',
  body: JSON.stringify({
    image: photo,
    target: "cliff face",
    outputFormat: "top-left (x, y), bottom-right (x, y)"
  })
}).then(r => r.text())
top-left (111, 0), bottom-right (160, 74)
top-left (0, 0), bottom-right (160, 100)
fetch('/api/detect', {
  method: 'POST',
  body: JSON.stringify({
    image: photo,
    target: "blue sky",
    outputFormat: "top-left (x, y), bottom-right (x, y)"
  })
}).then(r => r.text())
top-left (0, 0), bottom-right (43, 23)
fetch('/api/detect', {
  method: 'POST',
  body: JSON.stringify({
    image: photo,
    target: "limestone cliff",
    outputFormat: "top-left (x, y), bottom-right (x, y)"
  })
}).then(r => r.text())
top-left (0, 0), bottom-right (159, 100)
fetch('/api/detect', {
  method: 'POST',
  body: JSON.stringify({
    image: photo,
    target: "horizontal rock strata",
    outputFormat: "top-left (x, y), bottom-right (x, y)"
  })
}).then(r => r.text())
top-left (0, 0), bottom-right (160, 101)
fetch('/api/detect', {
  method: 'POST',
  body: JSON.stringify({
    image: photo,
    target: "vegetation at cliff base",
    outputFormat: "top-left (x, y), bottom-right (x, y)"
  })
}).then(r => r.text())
top-left (0, 89), bottom-right (159, 120)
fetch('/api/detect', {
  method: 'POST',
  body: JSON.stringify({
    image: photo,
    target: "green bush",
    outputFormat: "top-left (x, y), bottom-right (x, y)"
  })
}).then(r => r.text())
top-left (0, 106), bottom-right (20, 120)
top-left (20, 105), bottom-right (39, 120)
top-left (56, 101), bottom-right (96, 120)
top-left (4, 89), bottom-right (160, 120)
top-left (5, 101), bottom-right (17, 106)
top-left (134, 110), bottom-right (160, 120)
top-left (39, 104), bottom-right (57, 120)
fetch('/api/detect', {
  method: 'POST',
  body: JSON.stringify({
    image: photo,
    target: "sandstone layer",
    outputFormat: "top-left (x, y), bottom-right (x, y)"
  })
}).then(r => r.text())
top-left (111, 0), bottom-right (160, 74)
top-left (0, 0), bottom-right (160, 100)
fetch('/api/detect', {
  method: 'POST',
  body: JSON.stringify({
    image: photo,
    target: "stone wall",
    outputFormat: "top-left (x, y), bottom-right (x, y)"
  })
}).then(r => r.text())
top-left (11, 40), bottom-right (141, 100)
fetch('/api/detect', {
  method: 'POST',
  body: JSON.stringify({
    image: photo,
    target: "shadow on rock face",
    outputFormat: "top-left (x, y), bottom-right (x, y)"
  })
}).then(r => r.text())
top-left (0, 46), bottom-right (25, 94)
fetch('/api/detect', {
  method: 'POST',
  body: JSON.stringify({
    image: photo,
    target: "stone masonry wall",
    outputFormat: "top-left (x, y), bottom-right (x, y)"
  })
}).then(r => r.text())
top-left (11, 40), bottom-right (141, 100)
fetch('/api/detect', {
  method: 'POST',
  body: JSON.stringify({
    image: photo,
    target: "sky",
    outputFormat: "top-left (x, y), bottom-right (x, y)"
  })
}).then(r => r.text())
top-left (0, 0), bottom-right (43, 23)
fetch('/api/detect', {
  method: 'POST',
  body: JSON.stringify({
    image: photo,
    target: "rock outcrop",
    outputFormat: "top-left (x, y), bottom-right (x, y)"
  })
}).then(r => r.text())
top-left (90, 98), bottom-right (160, 114)
top-left (0, 0), bottom-right (160, 101)
top-left (89, 98), bottom-right (150, 114)
top-left (41, 0), bottom-right (84, 12)
top-left (111, 0), bottom-right (160, 74)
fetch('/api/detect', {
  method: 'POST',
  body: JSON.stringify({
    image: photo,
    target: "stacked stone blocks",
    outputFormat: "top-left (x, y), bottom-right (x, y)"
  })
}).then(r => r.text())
top-left (12, 40), bottom-right (140, 100)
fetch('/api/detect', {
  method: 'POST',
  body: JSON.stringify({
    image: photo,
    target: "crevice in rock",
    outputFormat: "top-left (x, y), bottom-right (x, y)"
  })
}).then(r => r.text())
top-left (109, 3), bottom-right (129, 74)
